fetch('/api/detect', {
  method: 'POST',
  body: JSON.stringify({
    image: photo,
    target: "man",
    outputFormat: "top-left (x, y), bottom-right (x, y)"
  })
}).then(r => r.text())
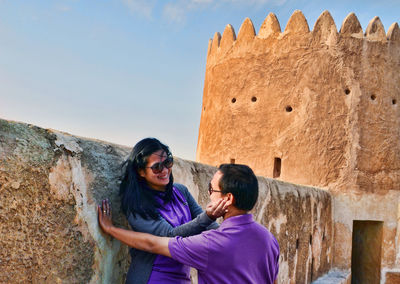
top-left (99, 164), bottom-right (280, 284)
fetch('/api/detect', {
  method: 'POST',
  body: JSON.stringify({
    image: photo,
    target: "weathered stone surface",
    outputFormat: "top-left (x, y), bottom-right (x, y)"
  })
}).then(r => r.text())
top-left (312, 269), bottom-right (350, 284)
top-left (0, 118), bottom-right (332, 283)
top-left (340, 13), bottom-right (363, 37)
top-left (0, 119), bottom-right (130, 283)
top-left (385, 271), bottom-right (400, 284)
top-left (284, 10), bottom-right (310, 34)
top-left (258, 13), bottom-right (281, 39)
top-left (312, 11), bottom-right (337, 45)
top-left (197, 10), bottom-right (400, 281)
top-left (365, 16), bottom-right (387, 42)
top-left (237, 18), bottom-right (256, 42)
top-left (220, 24), bottom-right (236, 54)
top-left (209, 32), bottom-right (221, 58)
top-left (387, 22), bottom-right (400, 41)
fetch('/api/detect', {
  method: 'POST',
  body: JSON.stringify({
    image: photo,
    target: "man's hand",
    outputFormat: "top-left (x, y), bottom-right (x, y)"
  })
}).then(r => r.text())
top-left (98, 199), bottom-right (114, 234)
top-left (97, 198), bottom-right (171, 257)
top-left (206, 198), bottom-right (228, 220)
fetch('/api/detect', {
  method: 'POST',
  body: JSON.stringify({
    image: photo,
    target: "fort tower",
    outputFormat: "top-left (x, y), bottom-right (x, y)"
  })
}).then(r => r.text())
top-left (197, 10), bottom-right (400, 282)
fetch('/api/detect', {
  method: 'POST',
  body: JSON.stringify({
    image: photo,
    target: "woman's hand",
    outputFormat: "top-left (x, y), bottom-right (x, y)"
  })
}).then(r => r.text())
top-left (206, 198), bottom-right (228, 220)
top-left (98, 199), bottom-right (114, 235)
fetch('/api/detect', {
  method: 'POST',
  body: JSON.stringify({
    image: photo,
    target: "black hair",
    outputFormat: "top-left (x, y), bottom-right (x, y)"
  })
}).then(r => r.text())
top-left (218, 164), bottom-right (258, 211)
top-left (119, 138), bottom-right (174, 218)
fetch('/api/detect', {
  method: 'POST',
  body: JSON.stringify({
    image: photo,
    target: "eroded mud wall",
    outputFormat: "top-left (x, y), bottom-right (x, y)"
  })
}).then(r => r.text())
top-left (0, 118), bottom-right (332, 283)
top-left (196, 11), bottom-right (400, 276)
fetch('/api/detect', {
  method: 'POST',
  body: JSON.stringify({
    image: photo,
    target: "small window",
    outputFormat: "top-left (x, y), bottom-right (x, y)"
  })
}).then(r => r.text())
top-left (273, 158), bottom-right (281, 178)
top-left (230, 159), bottom-right (235, 164)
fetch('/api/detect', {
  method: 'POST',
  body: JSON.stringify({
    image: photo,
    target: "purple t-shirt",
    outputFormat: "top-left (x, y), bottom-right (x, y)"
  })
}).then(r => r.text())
top-left (147, 186), bottom-right (192, 284)
top-left (169, 214), bottom-right (280, 284)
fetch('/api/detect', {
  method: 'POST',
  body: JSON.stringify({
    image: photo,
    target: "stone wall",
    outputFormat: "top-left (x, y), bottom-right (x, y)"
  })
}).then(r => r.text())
top-left (0, 118), bottom-right (332, 283)
top-left (196, 10), bottom-right (400, 275)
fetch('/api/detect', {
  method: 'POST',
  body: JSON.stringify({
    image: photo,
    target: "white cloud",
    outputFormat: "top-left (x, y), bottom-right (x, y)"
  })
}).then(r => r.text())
top-left (162, 0), bottom-right (216, 23)
top-left (122, 0), bottom-right (155, 19)
top-left (163, 3), bottom-right (186, 23)
top-left (162, 0), bottom-right (286, 23)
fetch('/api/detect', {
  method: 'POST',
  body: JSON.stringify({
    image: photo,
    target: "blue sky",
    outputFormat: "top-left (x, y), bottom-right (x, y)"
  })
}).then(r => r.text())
top-left (0, 0), bottom-right (399, 161)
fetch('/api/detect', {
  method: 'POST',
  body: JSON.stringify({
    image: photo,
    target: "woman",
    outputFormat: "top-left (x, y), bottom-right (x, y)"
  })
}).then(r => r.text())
top-left (115, 138), bottom-right (223, 284)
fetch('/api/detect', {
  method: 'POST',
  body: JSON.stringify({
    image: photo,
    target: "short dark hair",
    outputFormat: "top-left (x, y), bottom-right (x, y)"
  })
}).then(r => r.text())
top-left (218, 164), bottom-right (258, 211)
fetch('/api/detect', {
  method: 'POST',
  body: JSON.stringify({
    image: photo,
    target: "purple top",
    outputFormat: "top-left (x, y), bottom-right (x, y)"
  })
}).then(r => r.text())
top-left (147, 186), bottom-right (192, 284)
top-left (169, 214), bottom-right (280, 284)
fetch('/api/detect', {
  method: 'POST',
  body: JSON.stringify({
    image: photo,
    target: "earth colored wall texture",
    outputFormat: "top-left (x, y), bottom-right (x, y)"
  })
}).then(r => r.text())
top-left (0, 118), bottom-right (332, 283)
top-left (196, 10), bottom-right (400, 281)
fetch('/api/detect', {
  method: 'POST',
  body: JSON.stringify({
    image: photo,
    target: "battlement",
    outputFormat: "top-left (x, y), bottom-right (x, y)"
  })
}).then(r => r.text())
top-left (198, 9), bottom-right (399, 192)
top-left (206, 10), bottom-right (400, 66)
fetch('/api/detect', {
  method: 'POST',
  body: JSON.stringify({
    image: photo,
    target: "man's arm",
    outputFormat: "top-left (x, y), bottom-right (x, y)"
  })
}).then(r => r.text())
top-left (107, 225), bottom-right (171, 257)
top-left (97, 200), bottom-right (171, 257)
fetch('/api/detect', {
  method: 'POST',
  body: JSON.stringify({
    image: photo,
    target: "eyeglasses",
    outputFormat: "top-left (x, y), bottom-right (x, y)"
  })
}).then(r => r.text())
top-left (208, 182), bottom-right (223, 195)
top-left (146, 157), bottom-right (173, 174)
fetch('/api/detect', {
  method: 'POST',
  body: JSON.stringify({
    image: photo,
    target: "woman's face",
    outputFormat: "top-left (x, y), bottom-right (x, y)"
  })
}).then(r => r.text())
top-left (139, 149), bottom-right (172, 191)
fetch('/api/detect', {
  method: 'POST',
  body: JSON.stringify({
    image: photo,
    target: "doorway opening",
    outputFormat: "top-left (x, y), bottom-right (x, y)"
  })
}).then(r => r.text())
top-left (351, 220), bottom-right (383, 284)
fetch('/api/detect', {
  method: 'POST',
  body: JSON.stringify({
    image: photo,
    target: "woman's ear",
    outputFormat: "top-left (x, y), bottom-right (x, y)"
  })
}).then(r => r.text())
top-left (138, 169), bottom-right (146, 178)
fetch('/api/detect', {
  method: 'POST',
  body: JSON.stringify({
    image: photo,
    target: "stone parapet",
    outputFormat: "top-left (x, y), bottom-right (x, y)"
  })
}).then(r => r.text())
top-left (0, 118), bottom-right (332, 283)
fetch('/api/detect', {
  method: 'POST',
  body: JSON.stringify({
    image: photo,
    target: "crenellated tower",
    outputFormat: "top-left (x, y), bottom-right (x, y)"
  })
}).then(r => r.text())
top-left (197, 10), bottom-right (399, 192)
top-left (196, 10), bottom-right (400, 282)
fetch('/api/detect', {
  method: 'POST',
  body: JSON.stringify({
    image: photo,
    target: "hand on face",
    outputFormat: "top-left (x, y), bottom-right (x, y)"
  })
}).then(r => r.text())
top-left (206, 198), bottom-right (229, 220)
top-left (98, 199), bottom-right (113, 234)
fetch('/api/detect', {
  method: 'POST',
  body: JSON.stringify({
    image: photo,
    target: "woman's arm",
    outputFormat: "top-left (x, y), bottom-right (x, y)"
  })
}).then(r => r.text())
top-left (174, 183), bottom-right (219, 230)
top-left (129, 198), bottom-right (226, 237)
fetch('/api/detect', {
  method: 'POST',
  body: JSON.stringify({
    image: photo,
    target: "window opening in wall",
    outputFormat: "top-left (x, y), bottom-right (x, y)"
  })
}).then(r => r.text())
top-left (230, 159), bottom-right (235, 164)
top-left (285, 106), bottom-right (293, 112)
top-left (310, 258), bottom-right (314, 282)
top-left (251, 96), bottom-right (257, 102)
top-left (345, 88), bottom-right (351, 95)
top-left (392, 99), bottom-right (397, 105)
top-left (370, 94), bottom-right (376, 101)
top-left (351, 220), bottom-right (383, 284)
top-left (231, 98), bottom-right (236, 103)
top-left (273, 157), bottom-right (281, 178)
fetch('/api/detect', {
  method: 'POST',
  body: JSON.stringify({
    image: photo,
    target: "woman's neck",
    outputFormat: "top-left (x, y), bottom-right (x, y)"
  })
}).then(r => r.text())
top-left (148, 184), bottom-right (166, 192)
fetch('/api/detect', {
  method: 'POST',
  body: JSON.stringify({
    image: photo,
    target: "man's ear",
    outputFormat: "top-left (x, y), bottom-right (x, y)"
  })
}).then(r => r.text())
top-left (225, 193), bottom-right (235, 207)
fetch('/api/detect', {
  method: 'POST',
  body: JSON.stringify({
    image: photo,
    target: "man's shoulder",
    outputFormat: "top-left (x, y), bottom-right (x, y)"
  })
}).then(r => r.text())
top-left (247, 221), bottom-right (279, 246)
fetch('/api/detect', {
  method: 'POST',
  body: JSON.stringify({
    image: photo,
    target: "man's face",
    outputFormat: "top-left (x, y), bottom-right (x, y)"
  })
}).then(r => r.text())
top-left (209, 170), bottom-right (224, 203)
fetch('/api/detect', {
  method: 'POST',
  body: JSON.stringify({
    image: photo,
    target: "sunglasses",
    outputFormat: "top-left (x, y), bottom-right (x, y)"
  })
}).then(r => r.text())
top-left (208, 182), bottom-right (223, 195)
top-left (146, 157), bottom-right (173, 174)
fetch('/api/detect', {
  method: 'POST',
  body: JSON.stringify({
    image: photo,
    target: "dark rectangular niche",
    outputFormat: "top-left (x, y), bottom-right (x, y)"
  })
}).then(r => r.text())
top-left (273, 157), bottom-right (281, 178)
